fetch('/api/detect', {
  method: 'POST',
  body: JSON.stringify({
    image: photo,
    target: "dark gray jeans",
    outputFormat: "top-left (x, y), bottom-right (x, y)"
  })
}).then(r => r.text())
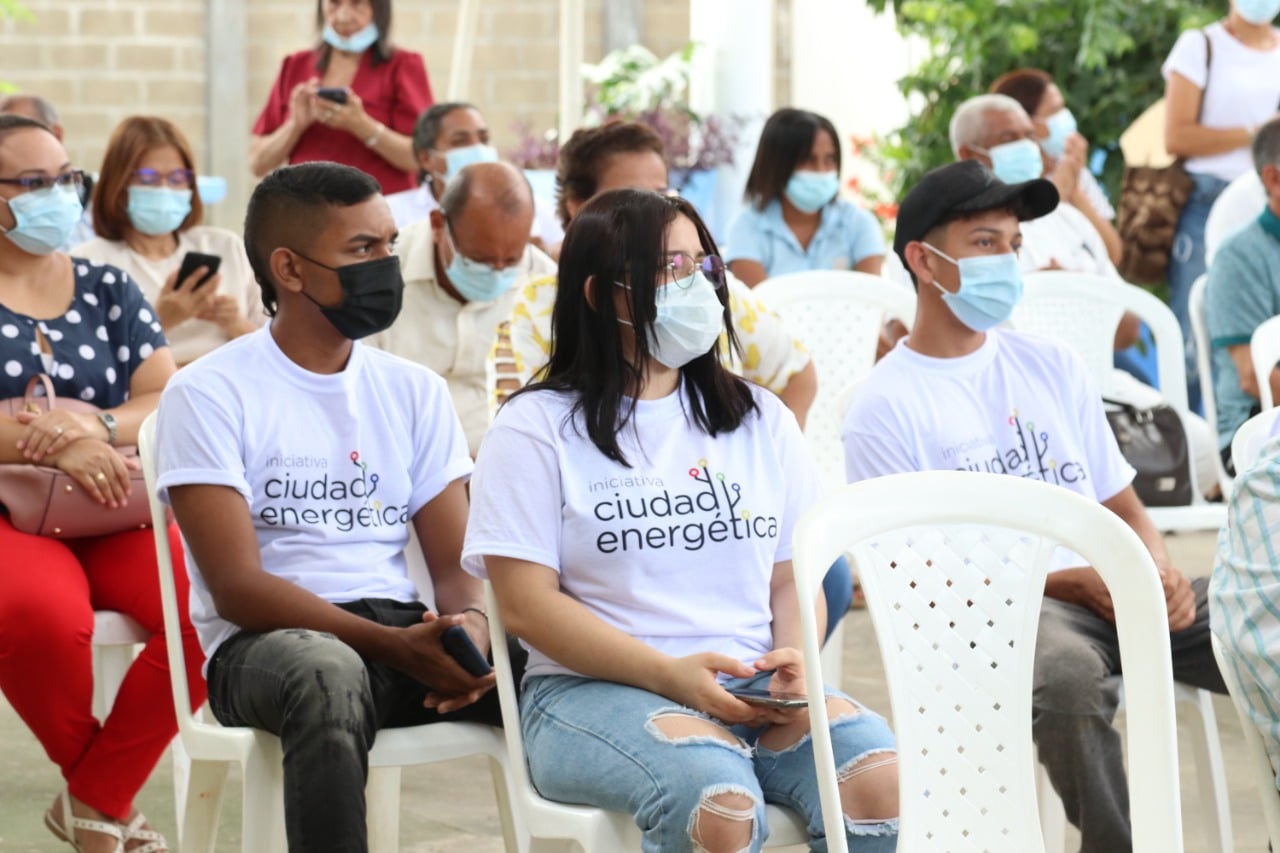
top-left (1032, 576), bottom-right (1225, 853)
top-left (206, 598), bottom-right (519, 853)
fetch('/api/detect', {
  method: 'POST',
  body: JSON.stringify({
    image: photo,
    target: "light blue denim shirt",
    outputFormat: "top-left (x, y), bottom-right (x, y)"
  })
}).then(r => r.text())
top-left (725, 196), bottom-right (885, 277)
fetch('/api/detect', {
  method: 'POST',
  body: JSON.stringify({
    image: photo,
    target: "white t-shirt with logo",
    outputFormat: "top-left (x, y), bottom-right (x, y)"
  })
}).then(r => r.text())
top-left (841, 329), bottom-right (1135, 569)
top-left (156, 327), bottom-right (473, 663)
top-left (462, 382), bottom-right (822, 681)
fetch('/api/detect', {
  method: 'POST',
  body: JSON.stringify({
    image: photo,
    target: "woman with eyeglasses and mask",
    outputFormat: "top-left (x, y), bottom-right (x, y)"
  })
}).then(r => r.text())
top-left (249, 0), bottom-right (432, 195)
top-left (74, 116), bottom-right (262, 365)
top-left (0, 114), bottom-right (203, 853)
top-left (465, 189), bottom-right (899, 853)
top-left (990, 68), bottom-right (1123, 266)
top-left (727, 108), bottom-right (886, 287)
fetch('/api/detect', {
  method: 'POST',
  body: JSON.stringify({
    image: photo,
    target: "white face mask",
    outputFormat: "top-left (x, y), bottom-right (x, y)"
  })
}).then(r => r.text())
top-left (617, 270), bottom-right (724, 369)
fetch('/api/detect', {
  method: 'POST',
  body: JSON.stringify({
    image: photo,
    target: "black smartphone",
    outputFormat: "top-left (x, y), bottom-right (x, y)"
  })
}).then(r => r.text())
top-left (726, 687), bottom-right (808, 708)
top-left (316, 87), bottom-right (349, 105)
top-left (441, 624), bottom-right (492, 677)
top-left (175, 251), bottom-right (222, 291)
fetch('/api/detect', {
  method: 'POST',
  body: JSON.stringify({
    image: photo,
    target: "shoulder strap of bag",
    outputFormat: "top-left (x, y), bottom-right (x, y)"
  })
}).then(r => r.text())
top-left (22, 374), bottom-right (56, 413)
top-left (1197, 29), bottom-right (1212, 124)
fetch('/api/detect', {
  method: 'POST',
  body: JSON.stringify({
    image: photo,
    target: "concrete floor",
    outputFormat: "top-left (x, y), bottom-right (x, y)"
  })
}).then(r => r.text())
top-left (0, 530), bottom-right (1272, 851)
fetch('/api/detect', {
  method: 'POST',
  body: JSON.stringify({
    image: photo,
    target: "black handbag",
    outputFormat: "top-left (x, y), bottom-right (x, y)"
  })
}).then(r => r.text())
top-left (1103, 398), bottom-right (1192, 507)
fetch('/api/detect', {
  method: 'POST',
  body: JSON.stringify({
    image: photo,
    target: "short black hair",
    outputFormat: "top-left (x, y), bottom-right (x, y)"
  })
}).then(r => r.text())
top-left (1254, 116), bottom-right (1280, 177)
top-left (243, 162), bottom-right (381, 316)
top-left (742, 108), bottom-right (841, 211)
top-left (412, 102), bottom-right (475, 155)
top-left (0, 113), bottom-right (52, 144)
top-left (555, 122), bottom-right (666, 228)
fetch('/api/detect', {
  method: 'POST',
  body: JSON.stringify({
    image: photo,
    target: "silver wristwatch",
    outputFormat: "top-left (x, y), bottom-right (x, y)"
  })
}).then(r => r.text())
top-left (96, 411), bottom-right (118, 446)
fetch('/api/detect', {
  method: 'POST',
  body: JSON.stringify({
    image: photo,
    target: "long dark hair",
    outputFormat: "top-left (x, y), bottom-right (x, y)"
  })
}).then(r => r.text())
top-left (315, 0), bottom-right (393, 71)
top-left (520, 189), bottom-right (757, 465)
top-left (742, 108), bottom-right (841, 211)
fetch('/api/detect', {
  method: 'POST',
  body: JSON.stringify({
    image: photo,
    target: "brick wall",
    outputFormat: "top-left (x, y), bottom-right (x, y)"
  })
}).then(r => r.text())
top-left (0, 1), bottom-right (698, 180)
top-left (0, 0), bottom-right (207, 177)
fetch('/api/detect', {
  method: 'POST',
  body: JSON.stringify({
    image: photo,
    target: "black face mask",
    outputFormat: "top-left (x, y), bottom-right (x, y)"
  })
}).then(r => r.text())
top-left (293, 252), bottom-right (404, 340)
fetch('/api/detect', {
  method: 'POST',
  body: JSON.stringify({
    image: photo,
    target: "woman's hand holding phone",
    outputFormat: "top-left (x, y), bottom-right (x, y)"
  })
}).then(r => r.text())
top-left (155, 265), bottom-right (217, 331)
top-left (752, 647), bottom-right (809, 726)
top-left (659, 652), bottom-right (759, 724)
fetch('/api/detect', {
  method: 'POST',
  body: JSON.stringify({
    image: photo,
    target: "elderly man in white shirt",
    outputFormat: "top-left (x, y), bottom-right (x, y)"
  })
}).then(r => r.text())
top-left (378, 161), bottom-right (556, 453)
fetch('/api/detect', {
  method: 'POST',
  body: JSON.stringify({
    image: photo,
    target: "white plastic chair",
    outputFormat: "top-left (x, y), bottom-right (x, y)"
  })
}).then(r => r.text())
top-left (1205, 171), bottom-right (1266, 266)
top-left (1231, 408), bottom-right (1280, 476)
top-left (1251, 315), bottom-right (1280, 411)
top-left (484, 580), bottom-right (822, 851)
top-left (1187, 274), bottom-right (1234, 496)
top-left (809, 471), bottom-right (1182, 852)
top-left (752, 271), bottom-right (915, 496)
top-left (1211, 634), bottom-right (1280, 850)
top-left (1011, 270), bottom-right (1225, 532)
top-left (137, 413), bottom-right (518, 853)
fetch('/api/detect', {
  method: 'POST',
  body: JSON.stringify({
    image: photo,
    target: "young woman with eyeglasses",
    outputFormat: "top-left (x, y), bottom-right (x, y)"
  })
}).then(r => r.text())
top-left (465, 189), bottom-right (899, 853)
top-left (74, 116), bottom-right (263, 365)
top-left (0, 114), bottom-right (204, 853)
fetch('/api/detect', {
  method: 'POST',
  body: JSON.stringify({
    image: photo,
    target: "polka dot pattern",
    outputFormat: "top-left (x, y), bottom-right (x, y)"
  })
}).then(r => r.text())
top-left (0, 261), bottom-right (166, 408)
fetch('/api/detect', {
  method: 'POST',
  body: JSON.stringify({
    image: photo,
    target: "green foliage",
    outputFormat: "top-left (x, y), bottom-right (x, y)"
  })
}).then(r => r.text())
top-left (0, 1), bottom-right (34, 94)
top-left (867, 0), bottom-right (1218, 195)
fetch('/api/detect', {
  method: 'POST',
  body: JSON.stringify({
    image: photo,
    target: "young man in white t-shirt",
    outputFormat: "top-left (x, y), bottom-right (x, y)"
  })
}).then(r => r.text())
top-left (842, 160), bottom-right (1226, 853)
top-left (154, 162), bottom-right (499, 852)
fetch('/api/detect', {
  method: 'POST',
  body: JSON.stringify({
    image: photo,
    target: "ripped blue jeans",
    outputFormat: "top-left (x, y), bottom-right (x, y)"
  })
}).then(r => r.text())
top-left (521, 671), bottom-right (898, 852)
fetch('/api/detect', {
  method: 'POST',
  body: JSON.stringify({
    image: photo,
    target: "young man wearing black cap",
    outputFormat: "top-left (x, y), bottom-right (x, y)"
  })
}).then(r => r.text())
top-left (841, 160), bottom-right (1225, 853)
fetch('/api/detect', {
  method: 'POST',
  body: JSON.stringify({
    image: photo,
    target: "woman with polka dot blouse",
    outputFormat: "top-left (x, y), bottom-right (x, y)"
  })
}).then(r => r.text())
top-left (0, 115), bottom-right (204, 852)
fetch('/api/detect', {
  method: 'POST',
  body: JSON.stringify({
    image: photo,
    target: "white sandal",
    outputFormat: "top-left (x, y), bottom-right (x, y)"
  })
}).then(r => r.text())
top-left (43, 791), bottom-right (124, 853)
top-left (122, 813), bottom-right (169, 853)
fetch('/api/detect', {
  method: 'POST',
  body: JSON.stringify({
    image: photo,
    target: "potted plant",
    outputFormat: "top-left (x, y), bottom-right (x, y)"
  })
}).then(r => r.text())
top-left (508, 42), bottom-right (741, 235)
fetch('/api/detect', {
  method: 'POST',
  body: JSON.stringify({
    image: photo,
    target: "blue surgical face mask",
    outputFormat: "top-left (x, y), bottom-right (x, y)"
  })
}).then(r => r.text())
top-left (784, 170), bottom-right (840, 214)
top-left (444, 227), bottom-right (520, 303)
top-left (616, 270), bottom-right (724, 369)
top-left (974, 138), bottom-right (1044, 184)
top-left (923, 243), bottom-right (1024, 332)
top-left (322, 22), bottom-right (380, 54)
top-left (0, 184), bottom-right (83, 255)
top-left (127, 186), bottom-right (192, 236)
top-left (442, 144), bottom-right (499, 184)
top-left (1040, 108), bottom-right (1078, 161)
top-left (1236, 0), bottom-right (1280, 24)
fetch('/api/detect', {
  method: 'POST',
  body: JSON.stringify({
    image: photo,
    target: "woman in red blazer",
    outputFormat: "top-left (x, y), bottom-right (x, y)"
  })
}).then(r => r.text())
top-left (250, 0), bottom-right (433, 194)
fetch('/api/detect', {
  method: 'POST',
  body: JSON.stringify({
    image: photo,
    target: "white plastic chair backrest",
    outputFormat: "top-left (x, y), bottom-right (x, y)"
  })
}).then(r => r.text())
top-left (1232, 408), bottom-right (1280, 474)
top-left (1012, 271), bottom-right (1189, 411)
top-left (794, 471), bottom-right (1182, 852)
top-left (1189, 275), bottom-right (1218, 431)
top-left (1211, 634), bottom-right (1280, 848)
top-left (1251, 316), bottom-right (1280, 411)
top-left (752, 271), bottom-right (916, 493)
top-left (139, 412), bottom-right (201, 738)
top-left (1206, 171), bottom-right (1266, 266)
top-left (484, 583), bottom-right (539, 828)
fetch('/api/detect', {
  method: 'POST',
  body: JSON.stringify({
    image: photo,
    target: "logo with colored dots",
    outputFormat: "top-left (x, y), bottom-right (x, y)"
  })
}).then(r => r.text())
top-left (350, 450), bottom-right (382, 508)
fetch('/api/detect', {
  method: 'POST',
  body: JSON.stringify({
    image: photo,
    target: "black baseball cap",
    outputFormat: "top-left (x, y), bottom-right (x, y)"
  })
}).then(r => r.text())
top-left (892, 160), bottom-right (1059, 264)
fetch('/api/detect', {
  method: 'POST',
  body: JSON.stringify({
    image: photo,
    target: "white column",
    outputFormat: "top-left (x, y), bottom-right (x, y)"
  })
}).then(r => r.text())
top-left (689, 0), bottom-right (774, 241)
top-left (558, 0), bottom-right (585, 144)
top-left (790, 0), bottom-right (909, 139)
top-left (447, 0), bottom-right (482, 100)
top-left (205, 0), bottom-right (249, 232)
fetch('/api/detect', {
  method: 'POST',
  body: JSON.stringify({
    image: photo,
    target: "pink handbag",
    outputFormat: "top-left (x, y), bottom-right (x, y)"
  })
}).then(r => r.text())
top-left (0, 374), bottom-right (152, 539)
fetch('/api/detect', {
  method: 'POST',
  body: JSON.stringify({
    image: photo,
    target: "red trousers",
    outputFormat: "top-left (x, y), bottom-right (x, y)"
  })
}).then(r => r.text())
top-left (0, 516), bottom-right (206, 819)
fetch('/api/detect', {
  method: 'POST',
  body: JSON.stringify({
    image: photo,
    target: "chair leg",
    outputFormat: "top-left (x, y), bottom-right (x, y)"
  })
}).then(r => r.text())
top-left (487, 755), bottom-right (523, 852)
top-left (241, 747), bottom-right (288, 853)
top-left (366, 766), bottom-right (401, 853)
top-left (1181, 687), bottom-right (1233, 853)
top-left (176, 758), bottom-right (230, 853)
top-left (1036, 761), bottom-right (1067, 853)
top-left (92, 643), bottom-right (137, 719)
